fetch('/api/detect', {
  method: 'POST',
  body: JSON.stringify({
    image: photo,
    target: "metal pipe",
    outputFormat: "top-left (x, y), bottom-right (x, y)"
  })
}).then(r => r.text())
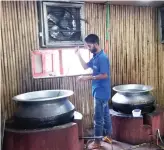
top-left (157, 129), bottom-right (164, 145)
top-left (79, 136), bottom-right (104, 140)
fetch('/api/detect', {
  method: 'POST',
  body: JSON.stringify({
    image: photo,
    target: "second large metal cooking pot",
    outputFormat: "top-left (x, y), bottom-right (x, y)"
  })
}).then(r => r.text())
top-left (112, 84), bottom-right (156, 114)
top-left (12, 90), bottom-right (75, 129)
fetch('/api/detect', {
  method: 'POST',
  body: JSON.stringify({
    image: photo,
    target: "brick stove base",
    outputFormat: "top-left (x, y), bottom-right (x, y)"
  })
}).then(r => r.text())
top-left (3, 111), bottom-right (83, 150)
top-left (111, 107), bottom-right (164, 145)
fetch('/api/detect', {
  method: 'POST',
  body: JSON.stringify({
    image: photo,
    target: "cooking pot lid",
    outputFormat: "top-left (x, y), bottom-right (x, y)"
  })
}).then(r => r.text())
top-left (113, 84), bottom-right (153, 94)
top-left (12, 90), bottom-right (74, 102)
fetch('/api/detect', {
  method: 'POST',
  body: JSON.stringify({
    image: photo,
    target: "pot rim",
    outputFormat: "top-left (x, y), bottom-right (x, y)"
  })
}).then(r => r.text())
top-left (12, 90), bottom-right (74, 102)
top-left (112, 84), bottom-right (153, 94)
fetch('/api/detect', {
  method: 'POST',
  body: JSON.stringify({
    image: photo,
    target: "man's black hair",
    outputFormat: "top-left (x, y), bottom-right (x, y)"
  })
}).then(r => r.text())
top-left (84, 34), bottom-right (99, 45)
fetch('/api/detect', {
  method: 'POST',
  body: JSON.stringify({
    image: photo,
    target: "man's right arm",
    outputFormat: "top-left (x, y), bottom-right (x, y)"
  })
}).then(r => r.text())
top-left (76, 52), bottom-right (89, 70)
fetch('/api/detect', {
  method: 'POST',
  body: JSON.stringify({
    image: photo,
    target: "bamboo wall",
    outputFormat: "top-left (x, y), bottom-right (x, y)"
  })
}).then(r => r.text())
top-left (1, 1), bottom-right (106, 129)
top-left (1, 1), bottom-right (164, 130)
top-left (109, 5), bottom-right (164, 106)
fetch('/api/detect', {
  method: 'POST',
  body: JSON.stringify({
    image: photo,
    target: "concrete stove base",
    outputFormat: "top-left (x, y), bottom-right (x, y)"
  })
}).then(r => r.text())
top-left (111, 107), bottom-right (164, 145)
top-left (3, 111), bottom-right (83, 150)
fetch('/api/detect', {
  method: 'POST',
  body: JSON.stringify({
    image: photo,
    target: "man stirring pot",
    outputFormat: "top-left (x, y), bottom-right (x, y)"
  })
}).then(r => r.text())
top-left (76, 34), bottom-right (112, 149)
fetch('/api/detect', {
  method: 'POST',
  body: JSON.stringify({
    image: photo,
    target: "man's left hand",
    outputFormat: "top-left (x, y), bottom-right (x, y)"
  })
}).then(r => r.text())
top-left (77, 75), bottom-right (92, 82)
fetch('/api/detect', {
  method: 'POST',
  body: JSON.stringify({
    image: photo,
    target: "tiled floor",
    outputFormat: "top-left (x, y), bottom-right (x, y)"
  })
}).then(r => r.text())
top-left (87, 140), bottom-right (161, 150)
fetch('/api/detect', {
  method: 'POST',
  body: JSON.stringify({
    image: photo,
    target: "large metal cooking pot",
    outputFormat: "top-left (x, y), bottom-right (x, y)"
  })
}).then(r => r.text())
top-left (112, 84), bottom-right (155, 114)
top-left (12, 90), bottom-right (75, 129)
